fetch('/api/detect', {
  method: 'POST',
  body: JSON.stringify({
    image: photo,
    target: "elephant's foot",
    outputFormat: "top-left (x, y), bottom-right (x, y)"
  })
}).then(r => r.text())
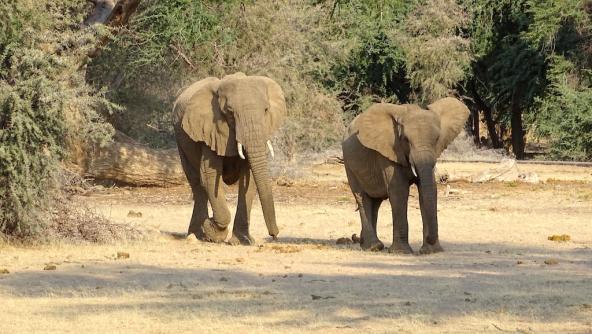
top-left (202, 218), bottom-right (229, 243)
top-left (360, 238), bottom-right (384, 252)
top-left (358, 229), bottom-right (384, 252)
top-left (388, 242), bottom-right (414, 255)
top-left (187, 222), bottom-right (205, 240)
top-left (228, 231), bottom-right (256, 246)
top-left (419, 241), bottom-right (444, 254)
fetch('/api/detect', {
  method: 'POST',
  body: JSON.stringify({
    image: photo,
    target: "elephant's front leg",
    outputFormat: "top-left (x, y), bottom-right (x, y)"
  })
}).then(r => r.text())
top-left (388, 170), bottom-right (413, 254)
top-left (176, 131), bottom-right (208, 239)
top-left (228, 164), bottom-right (256, 245)
top-left (200, 147), bottom-right (231, 243)
top-left (179, 152), bottom-right (208, 239)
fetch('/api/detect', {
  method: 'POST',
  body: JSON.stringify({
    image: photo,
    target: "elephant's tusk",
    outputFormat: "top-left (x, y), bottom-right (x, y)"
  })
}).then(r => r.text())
top-left (411, 164), bottom-right (418, 178)
top-left (238, 143), bottom-right (246, 159)
top-left (267, 140), bottom-right (275, 159)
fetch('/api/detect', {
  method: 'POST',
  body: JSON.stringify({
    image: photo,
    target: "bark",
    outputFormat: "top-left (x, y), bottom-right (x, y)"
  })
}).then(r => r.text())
top-left (83, 0), bottom-right (141, 58)
top-left (471, 107), bottom-right (480, 147)
top-left (510, 89), bottom-right (525, 160)
top-left (469, 82), bottom-right (502, 149)
top-left (83, 0), bottom-right (116, 26)
top-left (483, 107), bottom-right (502, 149)
top-left (84, 132), bottom-right (186, 186)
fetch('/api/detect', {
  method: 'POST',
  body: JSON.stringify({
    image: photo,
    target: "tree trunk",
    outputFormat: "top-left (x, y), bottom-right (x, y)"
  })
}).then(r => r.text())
top-left (469, 80), bottom-right (502, 149)
top-left (483, 106), bottom-right (502, 149)
top-left (84, 132), bottom-right (185, 186)
top-left (83, 0), bottom-right (141, 57)
top-left (510, 89), bottom-right (525, 159)
top-left (471, 108), bottom-right (480, 147)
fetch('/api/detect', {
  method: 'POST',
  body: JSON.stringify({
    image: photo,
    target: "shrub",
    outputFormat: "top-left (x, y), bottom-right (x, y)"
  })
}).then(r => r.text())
top-left (532, 56), bottom-right (592, 161)
top-left (0, 1), bottom-right (113, 237)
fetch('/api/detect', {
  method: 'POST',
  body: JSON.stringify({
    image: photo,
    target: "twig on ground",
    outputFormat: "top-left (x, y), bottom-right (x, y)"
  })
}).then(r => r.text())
top-left (491, 323), bottom-right (511, 332)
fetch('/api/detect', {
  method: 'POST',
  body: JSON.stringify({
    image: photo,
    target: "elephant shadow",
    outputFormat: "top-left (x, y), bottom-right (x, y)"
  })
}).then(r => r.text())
top-left (159, 232), bottom-right (360, 250)
top-left (266, 236), bottom-right (363, 251)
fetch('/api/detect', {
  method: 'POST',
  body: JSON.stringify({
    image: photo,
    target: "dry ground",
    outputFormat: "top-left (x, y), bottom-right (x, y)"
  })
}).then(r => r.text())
top-left (1, 161), bottom-right (591, 333)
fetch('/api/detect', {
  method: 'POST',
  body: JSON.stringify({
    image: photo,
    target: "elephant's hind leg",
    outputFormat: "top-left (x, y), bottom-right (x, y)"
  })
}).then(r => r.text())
top-left (228, 164), bottom-right (256, 246)
top-left (345, 167), bottom-right (384, 252)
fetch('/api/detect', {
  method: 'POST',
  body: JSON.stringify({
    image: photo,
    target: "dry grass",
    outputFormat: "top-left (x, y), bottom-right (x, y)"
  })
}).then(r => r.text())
top-left (44, 198), bottom-right (150, 244)
top-left (440, 131), bottom-right (508, 161)
top-left (1, 162), bottom-right (591, 333)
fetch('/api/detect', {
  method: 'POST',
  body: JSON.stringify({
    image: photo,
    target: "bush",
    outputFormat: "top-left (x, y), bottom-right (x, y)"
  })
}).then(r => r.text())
top-left (326, 0), bottom-right (471, 115)
top-left (532, 56), bottom-right (592, 161)
top-left (401, 0), bottom-right (472, 102)
top-left (328, 31), bottom-right (410, 115)
top-left (0, 1), bottom-right (113, 238)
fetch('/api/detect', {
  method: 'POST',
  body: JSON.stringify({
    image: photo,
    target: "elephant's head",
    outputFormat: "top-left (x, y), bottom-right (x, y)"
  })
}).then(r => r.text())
top-left (353, 97), bottom-right (469, 245)
top-left (174, 72), bottom-right (286, 237)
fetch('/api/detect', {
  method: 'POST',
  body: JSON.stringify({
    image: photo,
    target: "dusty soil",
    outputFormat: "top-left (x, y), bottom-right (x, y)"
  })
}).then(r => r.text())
top-left (1, 161), bottom-right (591, 333)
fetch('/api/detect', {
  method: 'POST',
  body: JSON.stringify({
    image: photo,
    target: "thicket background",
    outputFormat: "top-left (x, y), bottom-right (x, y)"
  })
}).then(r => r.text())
top-left (1, 0), bottom-right (591, 238)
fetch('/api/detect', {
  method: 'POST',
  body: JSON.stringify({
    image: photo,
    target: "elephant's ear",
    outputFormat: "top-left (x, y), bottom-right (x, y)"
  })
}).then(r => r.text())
top-left (427, 97), bottom-right (470, 157)
top-left (174, 77), bottom-right (238, 157)
top-left (353, 103), bottom-right (409, 165)
top-left (252, 76), bottom-right (286, 138)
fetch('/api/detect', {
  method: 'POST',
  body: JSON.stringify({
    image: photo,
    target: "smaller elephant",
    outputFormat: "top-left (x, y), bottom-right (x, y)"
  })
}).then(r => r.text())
top-left (173, 72), bottom-right (286, 245)
top-left (342, 97), bottom-right (469, 254)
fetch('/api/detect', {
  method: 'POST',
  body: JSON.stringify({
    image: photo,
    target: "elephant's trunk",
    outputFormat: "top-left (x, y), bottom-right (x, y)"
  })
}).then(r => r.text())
top-left (236, 114), bottom-right (279, 238)
top-left (413, 151), bottom-right (439, 246)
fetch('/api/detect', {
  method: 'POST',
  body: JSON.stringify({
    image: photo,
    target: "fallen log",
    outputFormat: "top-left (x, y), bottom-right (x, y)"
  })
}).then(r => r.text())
top-left (85, 132), bottom-right (186, 186)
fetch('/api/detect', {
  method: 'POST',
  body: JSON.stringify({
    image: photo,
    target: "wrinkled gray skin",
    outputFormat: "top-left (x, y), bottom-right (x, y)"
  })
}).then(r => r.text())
top-left (342, 98), bottom-right (469, 254)
top-left (173, 73), bottom-right (285, 245)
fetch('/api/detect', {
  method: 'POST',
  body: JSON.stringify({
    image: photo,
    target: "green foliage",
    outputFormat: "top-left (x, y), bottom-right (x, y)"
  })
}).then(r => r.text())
top-left (115, 0), bottom-right (238, 78)
top-left (0, 1), bottom-right (113, 237)
top-left (462, 0), bottom-right (592, 160)
top-left (326, 0), bottom-right (471, 115)
top-left (464, 0), bottom-right (544, 115)
top-left (401, 0), bottom-right (472, 102)
top-left (328, 31), bottom-right (410, 115)
top-left (321, 0), bottom-right (414, 115)
top-left (523, 0), bottom-right (587, 50)
top-left (525, 0), bottom-right (592, 160)
top-left (533, 56), bottom-right (592, 160)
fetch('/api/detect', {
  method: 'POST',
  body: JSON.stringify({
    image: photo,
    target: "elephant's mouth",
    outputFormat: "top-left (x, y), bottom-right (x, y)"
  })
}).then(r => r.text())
top-left (237, 141), bottom-right (275, 160)
top-left (409, 149), bottom-right (435, 180)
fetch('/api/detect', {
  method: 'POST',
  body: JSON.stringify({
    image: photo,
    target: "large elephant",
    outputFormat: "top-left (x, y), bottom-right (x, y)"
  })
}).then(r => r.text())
top-left (342, 98), bottom-right (469, 254)
top-left (173, 72), bottom-right (285, 245)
